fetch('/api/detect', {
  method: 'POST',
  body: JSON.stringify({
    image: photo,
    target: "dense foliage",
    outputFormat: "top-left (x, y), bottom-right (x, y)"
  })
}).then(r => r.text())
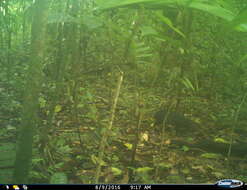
top-left (1, 0), bottom-right (247, 184)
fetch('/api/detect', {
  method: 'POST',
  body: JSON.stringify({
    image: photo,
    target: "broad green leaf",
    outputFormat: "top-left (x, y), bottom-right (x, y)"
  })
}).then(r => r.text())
top-left (54, 105), bottom-right (62, 113)
top-left (157, 163), bottom-right (173, 169)
top-left (187, 1), bottom-right (234, 21)
top-left (136, 53), bottom-right (153, 58)
top-left (50, 172), bottom-right (68, 184)
top-left (77, 103), bottom-right (84, 108)
top-left (182, 77), bottom-right (195, 91)
top-left (153, 36), bottom-right (167, 42)
top-left (39, 97), bottom-right (46, 108)
top-left (166, 175), bottom-right (182, 182)
top-left (181, 145), bottom-right (190, 152)
top-left (91, 155), bottom-right (107, 166)
top-left (201, 153), bottom-right (222, 159)
top-left (136, 167), bottom-right (153, 173)
top-left (214, 137), bottom-right (229, 144)
top-left (124, 143), bottom-right (133, 150)
top-left (112, 155), bottom-right (120, 162)
top-left (81, 15), bottom-right (103, 30)
top-left (58, 145), bottom-right (72, 154)
top-left (91, 154), bottom-right (98, 164)
top-left (32, 158), bottom-right (43, 165)
top-left (53, 162), bottom-right (65, 169)
top-left (97, 0), bottom-right (235, 22)
top-left (97, 0), bottom-right (158, 10)
top-left (140, 26), bottom-right (159, 36)
top-left (181, 168), bottom-right (190, 174)
top-left (227, 8), bottom-right (247, 29)
top-left (237, 54), bottom-right (247, 65)
top-left (86, 91), bottom-right (93, 101)
top-left (235, 24), bottom-right (247, 32)
top-left (155, 11), bottom-right (185, 38)
top-left (111, 167), bottom-right (122, 176)
top-left (136, 46), bottom-right (151, 53)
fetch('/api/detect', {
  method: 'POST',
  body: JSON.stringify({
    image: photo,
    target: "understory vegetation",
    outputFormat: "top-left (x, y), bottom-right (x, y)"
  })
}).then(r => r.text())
top-left (1, 0), bottom-right (247, 184)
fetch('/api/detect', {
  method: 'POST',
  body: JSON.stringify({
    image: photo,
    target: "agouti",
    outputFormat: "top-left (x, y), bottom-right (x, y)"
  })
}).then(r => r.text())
top-left (153, 108), bottom-right (198, 135)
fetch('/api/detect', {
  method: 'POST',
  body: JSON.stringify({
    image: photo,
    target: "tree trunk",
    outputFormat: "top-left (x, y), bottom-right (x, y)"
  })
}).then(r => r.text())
top-left (13, 0), bottom-right (49, 183)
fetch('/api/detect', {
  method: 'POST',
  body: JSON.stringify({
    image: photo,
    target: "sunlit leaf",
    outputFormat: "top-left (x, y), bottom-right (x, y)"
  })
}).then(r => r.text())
top-left (54, 105), bottom-right (62, 113)
top-left (157, 163), bottom-right (173, 169)
top-left (201, 153), bottom-right (222, 159)
top-left (141, 133), bottom-right (149, 142)
top-left (38, 97), bottom-right (46, 108)
top-left (181, 168), bottom-right (190, 174)
top-left (124, 143), bottom-right (133, 150)
top-left (91, 154), bottom-right (98, 164)
top-left (214, 137), bottom-right (229, 144)
top-left (77, 103), bottom-right (84, 108)
top-left (91, 155), bottom-right (107, 166)
top-left (111, 167), bottom-right (122, 176)
top-left (136, 167), bottom-right (153, 173)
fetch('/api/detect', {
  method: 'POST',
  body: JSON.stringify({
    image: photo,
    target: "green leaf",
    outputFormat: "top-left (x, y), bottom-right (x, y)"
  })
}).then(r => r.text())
top-left (97, 0), bottom-right (235, 22)
top-left (53, 162), bottom-right (65, 169)
top-left (212, 171), bottom-right (224, 178)
top-left (91, 154), bottom-right (98, 165)
top-left (58, 145), bottom-right (72, 154)
top-left (187, 1), bottom-right (234, 21)
top-left (227, 8), bottom-right (247, 30)
top-left (136, 53), bottom-right (153, 58)
top-left (214, 137), bottom-right (229, 144)
top-left (50, 172), bottom-right (68, 184)
top-left (48, 13), bottom-right (77, 24)
top-left (81, 15), bottom-right (103, 30)
top-left (155, 11), bottom-right (185, 38)
top-left (235, 24), bottom-right (247, 32)
top-left (201, 153), bottom-right (222, 159)
top-left (140, 26), bottom-right (159, 36)
top-left (97, 0), bottom-right (155, 10)
top-left (182, 77), bottom-right (195, 91)
top-left (136, 167), bottom-right (153, 173)
top-left (111, 167), bottom-right (122, 176)
top-left (112, 155), bottom-right (120, 162)
top-left (136, 46), bottom-right (151, 53)
top-left (77, 103), bottom-right (84, 108)
top-left (91, 155), bottom-right (107, 166)
top-left (181, 168), bottom-right (190, 174)
top-left (86, 91), bottom-right (93, 101)
top-left (166, 175), bottom-right (182, 182)
top-left (54, 105), bottom-right (62, 113)
top-left (237, 54), bottom-right (247, 65)
top-left (181, 145), bottom-right (190, 152)
top-left (38, 97), bottom-right (46, 108)
top-left (124, 143), bottom-right (133, 150)
top-left (157, 163), bottom-right (173, 169)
